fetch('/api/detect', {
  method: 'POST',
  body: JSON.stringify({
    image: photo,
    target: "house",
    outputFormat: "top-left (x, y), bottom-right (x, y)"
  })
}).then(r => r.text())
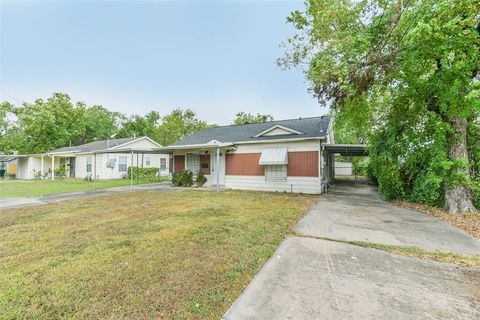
top-left (0, 154), bottom-right (17, 177)
top-left (13, 137), bottom-right (170, 180)
top-left (168, 116), bottom-right (336, 194)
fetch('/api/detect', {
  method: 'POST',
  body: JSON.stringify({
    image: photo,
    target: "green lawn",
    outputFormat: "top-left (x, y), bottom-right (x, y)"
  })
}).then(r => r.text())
top-left (0, 190), bottom-right (316, 319)
top-left (0, 178), bottom-right (168, 198)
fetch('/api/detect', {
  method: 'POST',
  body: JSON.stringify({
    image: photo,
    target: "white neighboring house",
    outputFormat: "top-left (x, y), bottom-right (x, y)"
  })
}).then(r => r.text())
top-left (14, 137), bottom-right (170, 180)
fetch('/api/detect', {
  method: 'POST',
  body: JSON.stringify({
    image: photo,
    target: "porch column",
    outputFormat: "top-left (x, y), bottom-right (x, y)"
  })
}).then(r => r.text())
top-left (130, 150), bottom-right (134, 191)
top-left (216, 146), bottom-right (220, 193)
top-left (51, 155), bottom-right (54, 180)
top-left (41, 155), bottom-right (44, 180)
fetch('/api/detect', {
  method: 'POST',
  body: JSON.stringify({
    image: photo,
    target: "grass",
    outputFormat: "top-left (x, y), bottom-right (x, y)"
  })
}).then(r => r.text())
top-left (0, 177), bottom-right (168, 198)
top-left (394, 200), bottom-right (480, 239)
top-left (349, 241), bottom-right (480, 267)
top-left (295, 234), bottom-right (480, 268)
top-left (0, 189), bottom-right (316, 319)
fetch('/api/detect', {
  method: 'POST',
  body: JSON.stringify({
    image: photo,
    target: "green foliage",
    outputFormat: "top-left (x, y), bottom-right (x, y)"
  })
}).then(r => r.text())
top-left (0, 94), bottom-right (210, 154)
top-left (127, 166), bottom-right (159, 182)
top-left (283, 0), bottom-right (480, 210)
top-left (117, 111), bottom-right (160, 141)
top-left (233, 112), bottom-right (274, 125)
top-left (172, 170), bottom-right (194, 187)
top-left (156, 109), bottom-right (209, 146)
top-left (195, 170), bottom-right (208, 187)
top-left (54, 165), bottom-right (66, 178)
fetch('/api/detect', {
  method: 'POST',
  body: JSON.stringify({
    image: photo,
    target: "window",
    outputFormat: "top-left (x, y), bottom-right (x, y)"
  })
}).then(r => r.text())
top-left (265, 165), bottom-right (287, 181)
top-left (86, 156), bottom-right (92, 173)
top-left (118, 156), bottom-right (128, 172)
top-left (160, 158), bottom-right (167, 170)
top-left (145, 156), bottom-right (151, 167)
top-left (186, 153), bottom-right (200, 172)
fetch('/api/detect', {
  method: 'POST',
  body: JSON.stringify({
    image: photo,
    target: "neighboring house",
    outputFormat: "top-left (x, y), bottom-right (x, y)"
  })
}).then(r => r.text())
top-left (13, 137), bottom-right (169, 180)
top-left (168, 116), bottom-right (336, 194)
top-left (334, 162), bottom-right (353, 176)
top-left (0, 154), bottom-right (17, 176)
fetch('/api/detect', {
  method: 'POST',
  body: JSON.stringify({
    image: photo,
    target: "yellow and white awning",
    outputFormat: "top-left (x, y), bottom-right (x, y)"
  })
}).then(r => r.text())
top-left (259, 148), bottom-right (288, 165)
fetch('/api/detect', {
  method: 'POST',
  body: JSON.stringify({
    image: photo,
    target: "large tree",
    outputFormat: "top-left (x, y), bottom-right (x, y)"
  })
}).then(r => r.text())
top-left (282, 0), bottom-right (479, 213)
top-left (232, 112), bottom-right (274, 125)
top-left (116, 111), bottom-right (161, 141)
top-left (156, 109), bottom-right (209, 146)
top-left (81, 105), bottom-right (123, 144)
top-left (13, 93), bottom-right (86, 153)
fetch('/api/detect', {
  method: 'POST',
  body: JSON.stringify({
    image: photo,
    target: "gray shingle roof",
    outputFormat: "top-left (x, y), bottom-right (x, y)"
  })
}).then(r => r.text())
top-left (51, 137), bottom-right (139, 153)
top-left (172, 116), bottom-right (331, 146)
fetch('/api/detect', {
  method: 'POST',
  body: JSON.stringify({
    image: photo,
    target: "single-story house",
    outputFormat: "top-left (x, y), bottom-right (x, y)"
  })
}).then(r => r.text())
top-left (0, 154), bottom-right (17, 177)
top-left (13, 137), bottom-right (169, 180)
top-left (168, 116), bottom-right (336, 194)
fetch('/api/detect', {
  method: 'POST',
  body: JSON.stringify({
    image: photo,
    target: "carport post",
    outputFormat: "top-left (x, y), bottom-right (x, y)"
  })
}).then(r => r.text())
top-left (51, 155), bottom-right (54, 180)
top-left (41, 155), bottom-right (44, 180)
top-left (216, 146), bottom-right (220, 193)
top-left (130, 150), bottom-right (134, 191)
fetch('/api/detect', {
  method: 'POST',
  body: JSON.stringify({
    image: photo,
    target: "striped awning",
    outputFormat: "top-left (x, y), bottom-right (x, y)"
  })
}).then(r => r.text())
top-left (259, 148), bottom-right (288, 166)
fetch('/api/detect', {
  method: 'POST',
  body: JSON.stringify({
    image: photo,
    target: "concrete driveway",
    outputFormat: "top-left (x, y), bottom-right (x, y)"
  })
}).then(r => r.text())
top-left (224, 183), bottom-right (480, 320)
top-left (294, 183), bottom-right (480, 255)
top-left (224, 237), bottom-right (480, 320)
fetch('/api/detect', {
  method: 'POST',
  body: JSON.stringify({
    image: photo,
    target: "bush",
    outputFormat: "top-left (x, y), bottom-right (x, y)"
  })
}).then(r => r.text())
top-left (472, 179), bottom-right (480, 210)
top-left (172, 170), bottom-right (194, 187)
top-left (195, 170), bottom-right (208, 187)
top-left (127, 167), bottom-right (159, 182)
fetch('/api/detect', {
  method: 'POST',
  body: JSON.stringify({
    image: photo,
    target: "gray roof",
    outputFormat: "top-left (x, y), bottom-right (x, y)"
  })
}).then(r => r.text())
top-left (51, 137), bottom-right (139, 154)
top-left (0, 155), bottom-right (16, 162)
top-left (172, 116), bottom-right (331, 146)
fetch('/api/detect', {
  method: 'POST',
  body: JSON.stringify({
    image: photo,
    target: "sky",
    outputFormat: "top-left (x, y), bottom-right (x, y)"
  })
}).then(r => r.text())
top-left (0, 0), bottom-right (327, 125)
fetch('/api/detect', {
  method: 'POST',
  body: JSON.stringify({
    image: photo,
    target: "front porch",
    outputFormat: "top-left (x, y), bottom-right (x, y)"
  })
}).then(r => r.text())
top-left (16, 153), bottom-right (76, 180)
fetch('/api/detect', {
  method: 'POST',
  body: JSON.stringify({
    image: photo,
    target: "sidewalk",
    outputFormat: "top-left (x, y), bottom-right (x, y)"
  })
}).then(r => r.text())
top-left (0, 181), bottom-right (179, 210)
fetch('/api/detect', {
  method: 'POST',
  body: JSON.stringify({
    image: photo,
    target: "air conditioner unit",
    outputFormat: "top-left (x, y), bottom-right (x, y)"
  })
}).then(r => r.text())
top-left (106, 158), bottom-right (117, 168)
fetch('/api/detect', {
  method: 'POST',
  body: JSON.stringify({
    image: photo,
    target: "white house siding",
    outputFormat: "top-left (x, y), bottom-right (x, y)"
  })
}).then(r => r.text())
top-left (233, 140), bottom-right (320, 153)
top-left (224, 176), bottom-right (321, 194)
top-left (74, 153), bottom-right (169, 180)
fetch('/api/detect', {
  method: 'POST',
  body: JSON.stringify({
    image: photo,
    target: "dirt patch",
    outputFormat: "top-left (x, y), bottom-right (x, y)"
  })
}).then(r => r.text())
top-left (394, 201), bottom-right (480, 239)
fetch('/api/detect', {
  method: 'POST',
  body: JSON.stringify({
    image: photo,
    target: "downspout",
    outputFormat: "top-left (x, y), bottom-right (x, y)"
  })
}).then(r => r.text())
top-left (216, 146), bottom-right (220, 193)
top-left (319, 139), bottom-right (323, 194)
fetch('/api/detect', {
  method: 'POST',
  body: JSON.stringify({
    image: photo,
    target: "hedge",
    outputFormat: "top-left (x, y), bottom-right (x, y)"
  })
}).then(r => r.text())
top-left (127, 167), bottom-right (159, 181)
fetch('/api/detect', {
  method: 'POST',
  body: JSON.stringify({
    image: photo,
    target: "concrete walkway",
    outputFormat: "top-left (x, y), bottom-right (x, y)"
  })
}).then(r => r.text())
top-left (0, 181), bottom-right (180, 210)
top-left (224, 183), bottom-right (480, 320)
top-left (224, 237), bottom-right (480, 320)
top-left (294, 183), bottom-right (480, 255)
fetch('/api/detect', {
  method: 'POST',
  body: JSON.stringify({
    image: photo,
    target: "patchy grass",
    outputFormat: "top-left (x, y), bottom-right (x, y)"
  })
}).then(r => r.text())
top-left (394, 201), bottom-right (480, 239)
top-left (0, 177), bottom-right (168, 198)
top-left (0, 190), bottom-right (316, 319)
top-left (348, 241), bottom-right (480, 268)
top-left (295, 234), bottom-right (480, 267)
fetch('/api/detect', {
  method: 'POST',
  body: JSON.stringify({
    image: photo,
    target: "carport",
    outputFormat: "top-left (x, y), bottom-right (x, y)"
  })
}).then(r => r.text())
top-left (322, 144), bottom-right (368, 189)
top-left (101, 148), bottom-right (173, 190)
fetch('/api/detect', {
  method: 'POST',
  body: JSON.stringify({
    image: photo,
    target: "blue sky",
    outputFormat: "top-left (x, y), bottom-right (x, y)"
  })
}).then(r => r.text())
top-left (0, 0), bottom-right (326, 125)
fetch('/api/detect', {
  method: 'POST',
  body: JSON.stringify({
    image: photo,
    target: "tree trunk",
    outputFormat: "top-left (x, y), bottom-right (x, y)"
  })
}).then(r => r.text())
top-left (444, 117), bottom-right (477, 213)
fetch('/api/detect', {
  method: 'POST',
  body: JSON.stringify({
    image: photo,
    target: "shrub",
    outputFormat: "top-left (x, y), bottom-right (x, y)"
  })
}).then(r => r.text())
top-left (172, 170), bottom-right (194, 187)
top-left (127, 167), bottom-right (159, 182)
top-left (195, 170), bottom-right (207, 187)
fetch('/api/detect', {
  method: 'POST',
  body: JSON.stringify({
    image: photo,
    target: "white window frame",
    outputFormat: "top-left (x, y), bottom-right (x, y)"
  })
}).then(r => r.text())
top-left (264, 164), bottom-right (287, 182)
top-left (145, 156), bottom-right (151, 167)
top-left (86, 156), bottom-right (92, 173)
top-left (118, 156), bottom-right (128, 173)
top-left (160, 158), bottom-right (167, 170)
top-left (186, 153), bottom-right (200, 172)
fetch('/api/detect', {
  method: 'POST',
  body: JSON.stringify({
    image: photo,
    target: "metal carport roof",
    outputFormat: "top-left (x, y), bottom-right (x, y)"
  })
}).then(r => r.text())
top-left (324, 144), bottom-right (368, 156)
